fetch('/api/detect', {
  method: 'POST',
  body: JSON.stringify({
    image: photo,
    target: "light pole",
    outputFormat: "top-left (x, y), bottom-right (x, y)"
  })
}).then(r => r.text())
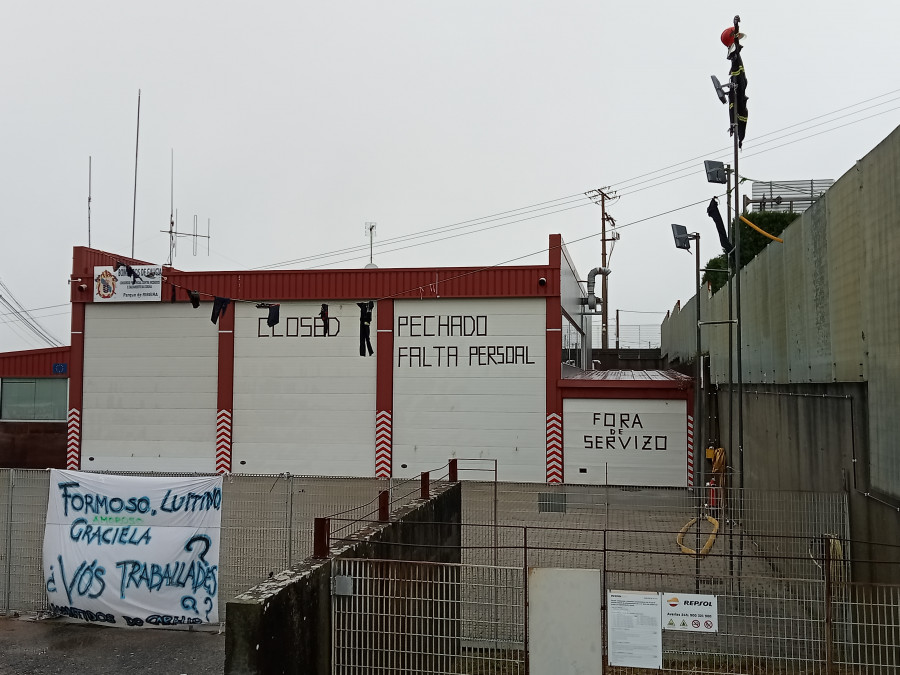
top-left (672, 224), bottom-right (703, 591)
top-left (671, 225), bottom-right (702, 491)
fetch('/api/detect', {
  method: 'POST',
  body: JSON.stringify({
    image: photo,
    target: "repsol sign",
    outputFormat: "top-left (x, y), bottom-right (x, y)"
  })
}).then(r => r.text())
top-left (683, 600), bottom-right (713, 607)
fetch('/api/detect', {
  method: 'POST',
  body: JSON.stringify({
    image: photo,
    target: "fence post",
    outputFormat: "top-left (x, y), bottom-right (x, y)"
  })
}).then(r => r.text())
top-left (523, 526), bottom-right (529, 675)
top-left (823, 536), bottom-right (834, 675)
top-left (4, 470), bottom-right (13, 614)
top-left (286, 474), bottom-right (294, 567)
top-left (448, 459), bottom-right (458, 482)
top-left (314, 517), bottom-right (330, 558)
top-left (378, 490), bottom-right (390, 521)
top-left (420, 472), bottom-right (430, 500)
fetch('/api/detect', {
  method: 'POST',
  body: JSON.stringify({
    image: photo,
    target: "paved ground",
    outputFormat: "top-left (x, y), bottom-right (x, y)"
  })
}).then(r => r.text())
top-left (0, 615), bottom-right (225, 675)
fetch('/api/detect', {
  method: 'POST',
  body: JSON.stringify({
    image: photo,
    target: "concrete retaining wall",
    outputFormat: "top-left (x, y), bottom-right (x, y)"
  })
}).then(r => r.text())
top-left (661, 125), bottom-right (900, 577)
top-left (224, 481), bottom-right (461, 675)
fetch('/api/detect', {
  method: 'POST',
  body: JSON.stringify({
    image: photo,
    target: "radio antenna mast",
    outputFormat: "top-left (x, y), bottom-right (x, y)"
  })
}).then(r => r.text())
top-left (166, 149), bottom-right (175, 265)
top-left (88, 156), bottom-right (92, 248)
top-left (131, 89), bottom-right (141, 258)
top-left (365, 222), bottom-right (377, 268)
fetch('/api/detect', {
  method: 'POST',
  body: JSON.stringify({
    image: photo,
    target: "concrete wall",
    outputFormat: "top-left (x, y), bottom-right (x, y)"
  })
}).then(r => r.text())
top-left (661, 124), bottom-right (900, 577)
top-left (224, 481), bottom-right (461, 675)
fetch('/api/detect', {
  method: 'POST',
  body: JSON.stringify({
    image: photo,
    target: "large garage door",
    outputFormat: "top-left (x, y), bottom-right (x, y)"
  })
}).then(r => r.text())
top-left (563, 398), bottom-right (687, 486)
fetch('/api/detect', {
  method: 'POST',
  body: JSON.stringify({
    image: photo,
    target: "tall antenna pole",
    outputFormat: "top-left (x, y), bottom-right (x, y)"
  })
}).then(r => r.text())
top-left (131, 88), bottom-right (141, 258)
top-left (88, 156), bottom-right (92, 248)
top-left (168, 149), bottom-right (175, 266)
top-left (365, 222), bottom-right (377, 265)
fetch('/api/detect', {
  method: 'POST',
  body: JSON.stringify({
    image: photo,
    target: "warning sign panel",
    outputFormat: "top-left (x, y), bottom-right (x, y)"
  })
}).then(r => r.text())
top-left (661, 593), bottom-right (718, 632)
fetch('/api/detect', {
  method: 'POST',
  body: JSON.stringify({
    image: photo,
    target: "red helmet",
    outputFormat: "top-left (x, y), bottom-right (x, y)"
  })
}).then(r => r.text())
top-left (721, 27), bottom-right (745, 54)
top-left (721, 27), bottom-right (737, 47)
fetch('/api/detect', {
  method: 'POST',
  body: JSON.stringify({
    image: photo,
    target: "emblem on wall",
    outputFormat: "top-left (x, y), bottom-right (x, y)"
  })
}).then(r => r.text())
top-left (95, 269), bottom-right (117, 299)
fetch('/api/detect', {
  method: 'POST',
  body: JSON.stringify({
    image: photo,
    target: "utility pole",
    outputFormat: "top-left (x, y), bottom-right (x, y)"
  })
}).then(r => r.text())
top-left (586, 188), bottom-right (618, 349)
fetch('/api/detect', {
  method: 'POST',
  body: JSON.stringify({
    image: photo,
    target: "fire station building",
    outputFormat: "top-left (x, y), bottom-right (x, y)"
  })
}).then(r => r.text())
top-left (0, 235), bottom-right (693, 486)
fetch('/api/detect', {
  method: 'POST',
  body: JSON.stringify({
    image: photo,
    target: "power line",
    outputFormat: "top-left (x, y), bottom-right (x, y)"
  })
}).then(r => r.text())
top-left (253, 193), bottom-right (591, 270)
top-left (249, 89), bottom-right (899, 272)
top-left (0, 303), bottom-right (70, 318)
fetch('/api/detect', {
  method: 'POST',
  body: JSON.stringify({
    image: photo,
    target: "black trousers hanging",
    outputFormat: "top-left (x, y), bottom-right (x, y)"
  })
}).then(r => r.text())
top-left (360, 323), bottom-right (373, 356)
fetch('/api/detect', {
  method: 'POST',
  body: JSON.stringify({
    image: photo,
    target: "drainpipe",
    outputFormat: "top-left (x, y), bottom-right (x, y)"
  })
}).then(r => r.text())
top-left (586, 267), bottom-right (612, 311)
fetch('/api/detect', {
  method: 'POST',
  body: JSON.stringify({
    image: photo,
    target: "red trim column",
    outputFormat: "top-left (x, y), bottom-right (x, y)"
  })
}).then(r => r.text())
top-left (216, 306), bottom-right (235, 474)
top-left (375, 300), bottom-right (394, 478)
top-left (67, 303), bottom-right (86, 470)
top-left (545, 296), bottom-right (563, 484)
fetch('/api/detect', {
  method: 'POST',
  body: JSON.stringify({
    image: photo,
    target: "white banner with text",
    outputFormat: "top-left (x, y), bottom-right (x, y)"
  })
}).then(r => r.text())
top-left (43, 470), bottom-right (222, 627)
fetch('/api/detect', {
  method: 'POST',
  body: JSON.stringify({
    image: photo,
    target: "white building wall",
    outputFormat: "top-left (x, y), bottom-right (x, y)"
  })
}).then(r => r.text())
top-left (392, 298), bottom-right (545, 482)
top-left (81, 303), bottom-right (218, 472)
top-left (563, 398), bottom-right (687, 486)
top-left (231, 301), bottom-right (376, 475)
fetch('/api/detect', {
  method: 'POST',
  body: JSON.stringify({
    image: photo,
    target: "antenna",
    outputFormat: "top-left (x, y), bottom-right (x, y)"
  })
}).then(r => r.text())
top-left (87, 156), bottom-right (92, 248)
top-left (131, 89), bottom-right (141, 258)
top-left (365, 222), bottom-right (377, 268)
top-left (160, 212), bottom-right (210, 262)
top-left (167, 150), bottom-right (175, 266)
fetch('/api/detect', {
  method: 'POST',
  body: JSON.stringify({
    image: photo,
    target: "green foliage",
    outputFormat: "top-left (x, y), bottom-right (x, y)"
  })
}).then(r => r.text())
top-left (702, 211), bottom-right (799, 294)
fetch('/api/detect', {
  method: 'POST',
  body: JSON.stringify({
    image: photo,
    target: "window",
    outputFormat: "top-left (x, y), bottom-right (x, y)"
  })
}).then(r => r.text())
top-left (0, 378), bottom-right (67, 421)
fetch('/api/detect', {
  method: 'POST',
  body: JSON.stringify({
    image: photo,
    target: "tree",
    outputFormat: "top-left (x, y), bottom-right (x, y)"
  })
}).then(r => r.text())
top-left (702, 211), bottom-right (798, 293)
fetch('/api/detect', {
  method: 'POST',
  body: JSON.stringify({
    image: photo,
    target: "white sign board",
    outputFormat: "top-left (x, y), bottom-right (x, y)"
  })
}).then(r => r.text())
top-left (607, 590), bottom-right (662, 669)
top-left (43, 470), bottom-right (222, 627)
top-left (93, 265), bottom-right (162, 302)
top-left (662, 592), bottom-right (719, 632)
top-left (564, 398), bottom-right (688, 486)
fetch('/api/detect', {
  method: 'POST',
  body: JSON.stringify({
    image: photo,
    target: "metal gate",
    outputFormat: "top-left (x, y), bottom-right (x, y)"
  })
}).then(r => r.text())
top-left (331, 558), bottom-right (525, 674)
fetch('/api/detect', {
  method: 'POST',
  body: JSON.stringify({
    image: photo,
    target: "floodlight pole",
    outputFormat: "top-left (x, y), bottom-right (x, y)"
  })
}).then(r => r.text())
top-left (731, 61), bottom-right (744, 498)
top-left (695, 234), bottom-right (703, 484)
top-left (692, 230), bottom-right (703, 593)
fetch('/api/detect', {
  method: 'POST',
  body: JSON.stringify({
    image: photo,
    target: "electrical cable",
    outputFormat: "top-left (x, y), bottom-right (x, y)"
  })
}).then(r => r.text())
top-left (252, 193), bottom-right (592, 270)
top-left (251, 95), bottom-right (899, 272)
top-left (0, 287), bottom-right (61, 348)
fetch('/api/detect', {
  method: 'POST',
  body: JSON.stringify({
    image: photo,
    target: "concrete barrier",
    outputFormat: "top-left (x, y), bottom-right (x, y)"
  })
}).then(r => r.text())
top-left (225, 481), bottom-right (461, 675)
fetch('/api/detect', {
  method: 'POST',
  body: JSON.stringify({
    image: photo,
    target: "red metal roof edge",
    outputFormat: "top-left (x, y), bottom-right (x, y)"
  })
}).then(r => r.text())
top-left (70, 236), bottom-right (565, 303)
top-left (0, 346), bottom-right (71, 378)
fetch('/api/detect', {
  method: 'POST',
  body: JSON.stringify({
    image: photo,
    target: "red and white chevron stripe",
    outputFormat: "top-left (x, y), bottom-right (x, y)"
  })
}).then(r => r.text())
top-left (375, 410), bottom-right (392, 478)
top-left (686, 414), bottom-right (694, 487)
top-left (216, 409), bottom-right (232, 474)
top-left (66, 408), bottom-right (81, 470)
top-left (546, 413), bottom-right (563, 484)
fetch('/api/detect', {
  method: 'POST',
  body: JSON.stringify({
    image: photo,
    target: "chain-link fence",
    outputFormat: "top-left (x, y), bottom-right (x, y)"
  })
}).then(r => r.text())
top-left (0, 469), bottom-right (403, 621)
top-left (3, 468), bottom-right (898, 672)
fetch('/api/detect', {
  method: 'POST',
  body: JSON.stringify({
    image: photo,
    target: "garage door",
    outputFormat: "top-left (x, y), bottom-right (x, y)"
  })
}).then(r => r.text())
top-left (563, 398), bottom-right (687, 486)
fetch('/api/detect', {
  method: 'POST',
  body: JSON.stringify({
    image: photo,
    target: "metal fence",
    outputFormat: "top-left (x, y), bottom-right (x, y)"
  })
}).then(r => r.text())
top-left (3, 467), bottom-right (899, 673)
top-left (328, 524), bottom-right (898, 674)
top-left (0, 468), bottom-right (419, 620)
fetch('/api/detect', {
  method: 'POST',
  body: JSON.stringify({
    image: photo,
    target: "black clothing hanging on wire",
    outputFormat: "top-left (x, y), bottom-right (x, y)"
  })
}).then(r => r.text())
top-left (211, 297), bottom-right (231, 324)
top-left (706, 197), bottom-right (733, 254)
top-left (319, 303), bottom-right (330, 336)
top-left (728, 43), bottom-right (748, 147)
top-left (358, 301), bottom-right (374, 356)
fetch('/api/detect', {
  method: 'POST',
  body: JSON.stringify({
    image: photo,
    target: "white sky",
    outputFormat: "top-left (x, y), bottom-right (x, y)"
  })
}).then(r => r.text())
top-left (2, 2), bottom-right (898, 352)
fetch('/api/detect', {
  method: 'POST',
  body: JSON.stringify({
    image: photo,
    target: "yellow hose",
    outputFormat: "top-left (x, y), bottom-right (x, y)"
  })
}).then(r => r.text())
top-left (740, 215), bottom-right (784, 243)
top-left (676, 515), bottom-right (720, 557)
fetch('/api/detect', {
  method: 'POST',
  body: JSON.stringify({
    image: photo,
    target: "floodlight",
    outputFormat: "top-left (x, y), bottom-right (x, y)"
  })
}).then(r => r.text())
top-left (704, 160), bottom-right (728, 185)
top-left (671, 224), bottom-right (692, 251)
top-left (711, 75), bottom-right (728, 104)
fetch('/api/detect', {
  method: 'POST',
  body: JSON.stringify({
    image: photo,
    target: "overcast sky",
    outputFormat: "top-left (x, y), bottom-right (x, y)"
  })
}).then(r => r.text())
top-left (2, 2), bottom-right (898, 353)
